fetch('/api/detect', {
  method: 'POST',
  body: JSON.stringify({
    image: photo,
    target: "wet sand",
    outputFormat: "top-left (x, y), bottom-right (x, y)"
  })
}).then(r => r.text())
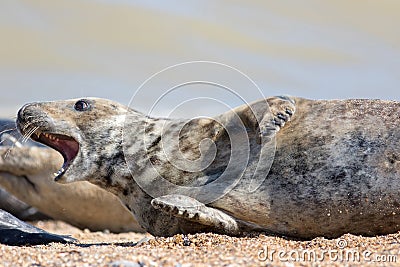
top-left (0, 220), bottom-right (399, 266)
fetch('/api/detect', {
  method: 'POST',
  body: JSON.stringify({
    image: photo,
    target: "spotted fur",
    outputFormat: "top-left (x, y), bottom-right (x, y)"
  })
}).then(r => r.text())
top-left (16, 96), bottom-right (400, 239)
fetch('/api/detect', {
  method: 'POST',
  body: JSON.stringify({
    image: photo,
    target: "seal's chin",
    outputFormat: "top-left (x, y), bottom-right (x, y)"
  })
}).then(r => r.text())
top-left (31, 131), bottom-right (79, 181)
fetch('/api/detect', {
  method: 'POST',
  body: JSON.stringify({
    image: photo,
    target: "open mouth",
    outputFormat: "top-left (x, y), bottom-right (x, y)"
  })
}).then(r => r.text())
top-left (31, 131), bottom-right (80, 181)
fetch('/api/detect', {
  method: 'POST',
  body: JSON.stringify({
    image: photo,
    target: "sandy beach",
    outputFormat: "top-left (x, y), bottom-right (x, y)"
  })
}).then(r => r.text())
top-left (0, 220), bottom-right (398, 266)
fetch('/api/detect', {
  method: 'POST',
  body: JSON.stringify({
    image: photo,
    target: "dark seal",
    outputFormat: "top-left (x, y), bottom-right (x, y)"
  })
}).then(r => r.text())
top-left (0, 209), bottom-right (75, 246)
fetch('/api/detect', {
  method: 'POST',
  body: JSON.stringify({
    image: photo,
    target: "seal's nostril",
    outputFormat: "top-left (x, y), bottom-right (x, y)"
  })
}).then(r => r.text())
top-left (17, 104), bottom-right (30, 123)
top-left (16, 103), bottom-right (38, 134)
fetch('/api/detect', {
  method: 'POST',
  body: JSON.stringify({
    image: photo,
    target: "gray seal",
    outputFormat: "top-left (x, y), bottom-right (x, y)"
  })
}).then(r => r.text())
top-left (16, 96), bottom-right (400, 239)
top-left (0, 123), bottom-right (144, 233)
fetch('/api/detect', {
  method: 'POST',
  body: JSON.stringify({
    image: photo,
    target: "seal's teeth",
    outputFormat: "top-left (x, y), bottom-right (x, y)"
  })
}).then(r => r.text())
top-left (53, 168), bottom-right (65, 177)
top-left (35, 130), bottom-right (42, 138)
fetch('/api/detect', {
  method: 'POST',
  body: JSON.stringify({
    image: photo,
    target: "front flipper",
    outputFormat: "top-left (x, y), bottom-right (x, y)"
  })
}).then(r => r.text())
top-left (259, 96), bottom-right (296, 140)
top-left (224, 95), bottom-right (296, 144)
top-left (151, 194), bottom-right (240, 235)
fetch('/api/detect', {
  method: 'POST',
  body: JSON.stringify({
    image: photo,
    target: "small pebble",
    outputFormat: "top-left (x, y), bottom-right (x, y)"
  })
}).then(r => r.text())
top-left (183, 236), bottom-right (191, 246)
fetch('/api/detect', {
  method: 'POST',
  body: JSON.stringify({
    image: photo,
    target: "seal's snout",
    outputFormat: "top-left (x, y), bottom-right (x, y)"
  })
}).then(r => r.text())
top-left (17, 103), bottom-right (29, 125)
top-left (16, 101), bottom-right (81, 183)
top-left (17, 103), bottom-right (36, 134)
top-left (16, 102), bottom-right (53, 142)
top-left (17, 103), bottom-right (40, 126)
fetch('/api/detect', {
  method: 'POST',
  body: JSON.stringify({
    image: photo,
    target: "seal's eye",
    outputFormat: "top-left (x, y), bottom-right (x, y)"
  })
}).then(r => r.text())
top-left (74, 100), bottom-right (91, 112)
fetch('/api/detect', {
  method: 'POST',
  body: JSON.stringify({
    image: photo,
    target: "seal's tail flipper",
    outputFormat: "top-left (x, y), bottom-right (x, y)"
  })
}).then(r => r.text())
top-left (151, 194), bottom-right (240, 235)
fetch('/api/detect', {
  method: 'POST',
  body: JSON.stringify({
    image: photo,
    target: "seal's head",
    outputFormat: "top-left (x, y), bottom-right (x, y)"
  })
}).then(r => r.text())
top-left (17, 98), bottom-right (128, 184)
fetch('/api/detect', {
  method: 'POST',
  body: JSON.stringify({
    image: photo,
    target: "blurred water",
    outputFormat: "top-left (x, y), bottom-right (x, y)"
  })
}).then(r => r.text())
top-left (0, 1), bottom-right (399, 118)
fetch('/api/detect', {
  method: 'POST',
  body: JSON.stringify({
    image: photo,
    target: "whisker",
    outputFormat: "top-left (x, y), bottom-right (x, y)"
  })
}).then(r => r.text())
top-left (3, 118), bottom-right (21, 157)
top-left (21, 126), bottom-right (35, 143)
top-left (22, 120), bottom-right (42, 132)
top-left (22, 121), bottom-right (35, 131)
top-left (20, 121), bottom-right (33, 133)
top-left (21, 121), bottom-right (33, 129)
top-left (12, 127), bottom-right (27, 146)
top-left (12, 115), bottom-right (43, 146)
top-left (21, 122), bottom-right (29, 131)
top-left (22, 126), bottom-right (39, 143)
top-left (28, 126), bottom-right (39, 140)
